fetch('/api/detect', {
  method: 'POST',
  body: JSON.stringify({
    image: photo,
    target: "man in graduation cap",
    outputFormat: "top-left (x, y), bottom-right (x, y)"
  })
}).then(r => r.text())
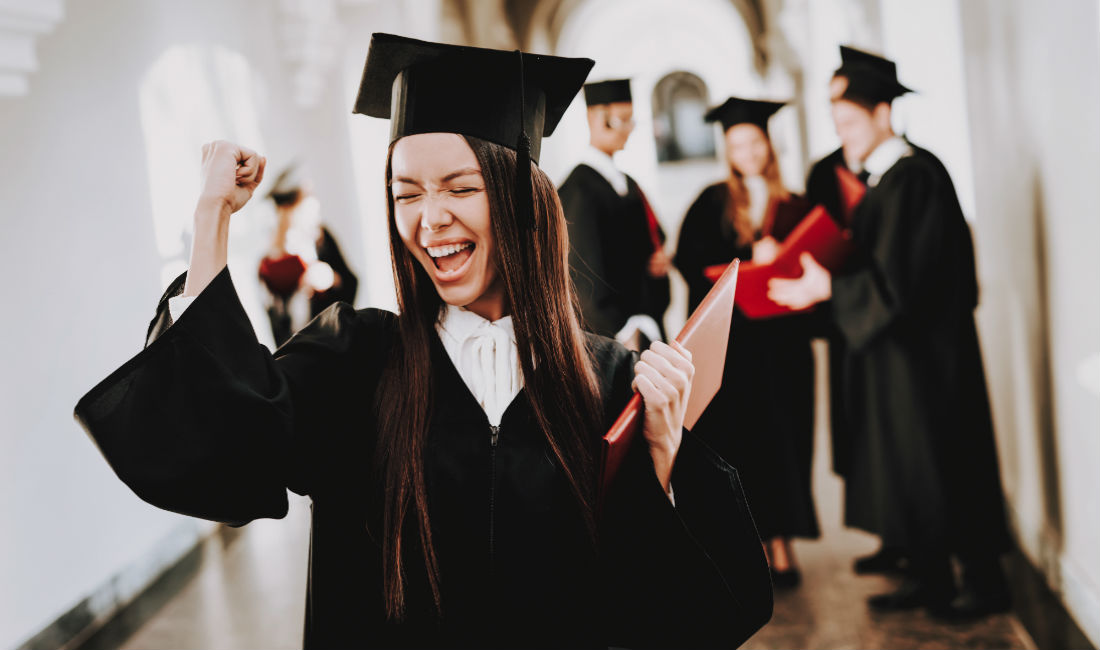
top-left (559, 79), bottom-right (671, 348)
top-left (771, 44), bottom-right (1012, 620)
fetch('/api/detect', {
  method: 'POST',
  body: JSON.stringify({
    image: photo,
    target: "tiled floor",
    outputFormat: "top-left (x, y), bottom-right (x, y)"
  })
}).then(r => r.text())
top-left (741, 432), bottom-right (1031, 650)
top-left (119, 498), bottom-right (311, 649)
top-left (117, 344), bottom-right (1036, 649)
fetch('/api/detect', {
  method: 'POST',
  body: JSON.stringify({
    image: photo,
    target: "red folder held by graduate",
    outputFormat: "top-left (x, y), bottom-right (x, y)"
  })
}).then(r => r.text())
top-left (600, 261), bottom-right (739, 498)
top-left (704, 165), bottom-right (867, 319)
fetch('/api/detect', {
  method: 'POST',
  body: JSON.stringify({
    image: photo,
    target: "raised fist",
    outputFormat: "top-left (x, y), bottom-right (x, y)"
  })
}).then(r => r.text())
top-left (196, 140), bottom-right (266, 217)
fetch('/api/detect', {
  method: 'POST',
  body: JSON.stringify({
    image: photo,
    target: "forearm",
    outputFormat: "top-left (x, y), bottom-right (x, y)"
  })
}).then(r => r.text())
top-left (183, 200), bottom-right (232, 298)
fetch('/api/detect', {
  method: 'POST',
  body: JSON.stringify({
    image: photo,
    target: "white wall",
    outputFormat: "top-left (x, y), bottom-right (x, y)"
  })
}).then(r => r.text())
top-left (0, 1), bottom-right (370, 646)
top-left (878, 0), bottom-right (976, 220)
top-left (954, 0), bottom-right (1100, 644)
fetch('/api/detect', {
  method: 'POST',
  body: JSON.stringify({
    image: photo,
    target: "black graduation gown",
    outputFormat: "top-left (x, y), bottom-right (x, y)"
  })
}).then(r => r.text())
top-left (74, 266), bottom-right (771, 649)
top-left (310, 226), bottom-right (359, 317)
top-left (804, 148), bottom-right (855, 479)
top-left (560, 164), bottom-right (670, 339)
top-left (829, 145), bottom-right (1010, 557)
top-left (673, 183), bottom-right (819, 540)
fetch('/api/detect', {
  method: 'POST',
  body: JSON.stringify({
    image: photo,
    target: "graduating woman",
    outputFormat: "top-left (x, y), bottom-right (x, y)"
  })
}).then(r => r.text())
top-left (674, 98), bottom-right (819, 589)
top-left (75, 34), bottom-right (771, 648)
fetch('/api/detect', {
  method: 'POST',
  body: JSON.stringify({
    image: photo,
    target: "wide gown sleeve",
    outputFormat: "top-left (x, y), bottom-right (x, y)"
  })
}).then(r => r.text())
top-left (597, 344), bottom-right (773, 648)
top-left (830, 161), bottom-right (951, 352)
top-left (74, 266), bottom-right (380, 526)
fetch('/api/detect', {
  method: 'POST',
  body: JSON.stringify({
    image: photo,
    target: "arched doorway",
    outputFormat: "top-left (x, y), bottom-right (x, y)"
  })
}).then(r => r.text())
top-left (652, 71), bottom-right (716, 163)
top-left (138, 44), bottom-right (275, 347)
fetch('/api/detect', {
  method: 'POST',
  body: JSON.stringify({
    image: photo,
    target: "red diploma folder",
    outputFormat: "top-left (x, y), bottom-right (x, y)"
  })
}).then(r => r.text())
top-left (600, 261), bottom-right (739, 498)
top-left (763, 196), bottom-right (814, 241)
top-left (704, 167), bottom-right (867, 319)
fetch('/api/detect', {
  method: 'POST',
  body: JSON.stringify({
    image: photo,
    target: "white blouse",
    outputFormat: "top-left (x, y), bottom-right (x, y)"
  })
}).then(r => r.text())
top-left (743, 175), bottom-right (770, 231)
top-left (434, 304), bottom-right (523, 428)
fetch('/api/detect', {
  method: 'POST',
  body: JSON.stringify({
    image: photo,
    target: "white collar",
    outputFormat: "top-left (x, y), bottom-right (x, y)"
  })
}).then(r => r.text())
top-left (436, 305), bottom-right (522, 427)
top-left (437, 304), bottom-right (516, 346)
top-left (862, 136), bottom-right (912, 186)
top-left (580, 145), bottom-right (628, 196)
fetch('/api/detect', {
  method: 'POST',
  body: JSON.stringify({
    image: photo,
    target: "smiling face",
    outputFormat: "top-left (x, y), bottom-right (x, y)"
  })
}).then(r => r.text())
top-left (390, 133), bottom-right (504, 320)
top-left (725, 122), bottom-right (771, 177)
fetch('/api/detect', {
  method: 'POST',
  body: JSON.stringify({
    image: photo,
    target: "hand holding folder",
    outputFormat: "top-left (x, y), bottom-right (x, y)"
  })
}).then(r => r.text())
top-left (705, 165), bottom-right (867, 319)
top-left (600, 261), bottom-right (739, 499)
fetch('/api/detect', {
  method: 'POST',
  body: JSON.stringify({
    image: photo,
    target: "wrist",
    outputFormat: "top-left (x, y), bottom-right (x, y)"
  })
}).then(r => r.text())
top-left (647, 438), bottom-right (679, 489)
top-left (194, 196), bottom-right (233, 224)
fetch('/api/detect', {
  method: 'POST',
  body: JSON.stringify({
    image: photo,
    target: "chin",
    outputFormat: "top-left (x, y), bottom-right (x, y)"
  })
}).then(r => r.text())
top-left (430, 276), bottom-right (485, 308)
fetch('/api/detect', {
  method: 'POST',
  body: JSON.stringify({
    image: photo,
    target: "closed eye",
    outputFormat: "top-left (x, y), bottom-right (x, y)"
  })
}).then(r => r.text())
top-left (450, 187), bottom-right (482, 196)
top-left (394, 193), bottom-right (421, 203)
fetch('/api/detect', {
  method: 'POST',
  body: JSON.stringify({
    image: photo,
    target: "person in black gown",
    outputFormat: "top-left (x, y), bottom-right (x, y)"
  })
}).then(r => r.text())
top-left (261, 164), bottom-right (360, 346)
top-left (803, 135), bottom-right (882, 576)
top-left (674, 97), bottom-right (819, 589)
top-left (74, 34), bottom-right (772, 648)
top-left (559, 78), bottom-right (671, 347)
top-left (770, 45), bottom-right (1011, 620)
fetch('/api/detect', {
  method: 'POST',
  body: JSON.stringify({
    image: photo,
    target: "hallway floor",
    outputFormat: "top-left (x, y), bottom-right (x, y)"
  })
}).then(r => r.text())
top-left (116, 347), bottom-right (1035, 650)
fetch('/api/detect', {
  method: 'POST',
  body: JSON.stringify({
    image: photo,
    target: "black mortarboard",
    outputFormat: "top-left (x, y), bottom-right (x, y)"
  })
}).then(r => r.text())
top-left (833, 45), bottom-right (913, 106)
top-left (704, 97), bottom-right (787, 133)
top-left (583, 79), bottom-right (632, 106)
top-left (353, 33), bottom-right (593, 230)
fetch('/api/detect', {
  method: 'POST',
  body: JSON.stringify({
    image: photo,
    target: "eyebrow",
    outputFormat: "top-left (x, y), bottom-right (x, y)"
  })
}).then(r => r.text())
top-left (392, 167), bottom-right (483, 187)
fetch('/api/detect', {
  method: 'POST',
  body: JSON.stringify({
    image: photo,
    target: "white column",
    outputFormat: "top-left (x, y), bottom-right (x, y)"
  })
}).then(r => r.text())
top-left (0, 0), bottom-right (64, 96)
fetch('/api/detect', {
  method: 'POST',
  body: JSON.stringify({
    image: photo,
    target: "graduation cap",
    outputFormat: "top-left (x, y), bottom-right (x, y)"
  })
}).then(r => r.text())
top-left (266, 161), bottom-right (305, 206)
top-left (583, 79), bottom-right (632, 106)
top-left (353, 33), bottom-right (594, 230)
top-left (833, 45), bottom-right (913, 106)
top-left (704, 97), bottom-right (787, 133)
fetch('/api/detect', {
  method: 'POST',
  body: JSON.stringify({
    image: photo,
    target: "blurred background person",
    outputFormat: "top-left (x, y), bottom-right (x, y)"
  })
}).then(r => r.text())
top-left (769, 45), bottom-right (1012, 620)
top-left (559, 78), bottom-right (670, 349)
top-left (674, 97), bottom-right (819, 588)
top-left (262, 163), bottom-right (359, 346)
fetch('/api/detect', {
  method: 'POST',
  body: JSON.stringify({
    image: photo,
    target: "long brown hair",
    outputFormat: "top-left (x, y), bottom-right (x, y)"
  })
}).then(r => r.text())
top-left (724, 130), bottom-right (789, 246)
top-left (373, 135), bottom-right (604, 620)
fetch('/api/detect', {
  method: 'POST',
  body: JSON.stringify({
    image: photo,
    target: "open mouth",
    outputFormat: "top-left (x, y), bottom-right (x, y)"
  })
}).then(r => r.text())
top-left (425, 241), bottom-right (476, 278)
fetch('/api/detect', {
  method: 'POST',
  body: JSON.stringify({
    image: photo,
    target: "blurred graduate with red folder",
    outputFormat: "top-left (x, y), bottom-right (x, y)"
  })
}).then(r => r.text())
top-left (770, 45), bottom-right (1012, 620)
top-left (674, 97), bottom-right (820, 588)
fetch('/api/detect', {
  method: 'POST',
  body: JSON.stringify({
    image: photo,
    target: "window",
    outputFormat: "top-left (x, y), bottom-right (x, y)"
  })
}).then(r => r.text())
top-left (652, 71), bottom-right (715, 163)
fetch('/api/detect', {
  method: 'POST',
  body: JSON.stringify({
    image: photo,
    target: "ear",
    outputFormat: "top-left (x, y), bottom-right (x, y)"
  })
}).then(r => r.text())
top-left (872, 102), bottom-right (893, 132)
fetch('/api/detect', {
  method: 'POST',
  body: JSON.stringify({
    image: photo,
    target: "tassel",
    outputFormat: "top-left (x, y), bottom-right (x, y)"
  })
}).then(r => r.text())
top-left (514, 50), bottom-right (536, 232)
top-left (515, 130), bottom-right (535, 231)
